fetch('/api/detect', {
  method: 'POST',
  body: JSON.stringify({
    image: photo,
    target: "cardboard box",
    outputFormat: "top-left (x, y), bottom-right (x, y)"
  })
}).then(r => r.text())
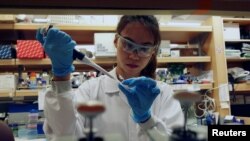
top-left (0, 74), bottom-right (17, 91)
top-left (171, 48), bottom-right (199, 56)
top-left (0, 14), bottom-right (15, 23)
top-left (94, 33), bottom-right (116, 58)
top-left (223, 23), bottom-right (241, 40)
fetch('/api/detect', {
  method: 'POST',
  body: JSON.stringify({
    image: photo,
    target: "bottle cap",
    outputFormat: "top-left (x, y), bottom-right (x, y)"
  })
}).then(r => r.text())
top-left (30, 72), bottom-right (36, 78)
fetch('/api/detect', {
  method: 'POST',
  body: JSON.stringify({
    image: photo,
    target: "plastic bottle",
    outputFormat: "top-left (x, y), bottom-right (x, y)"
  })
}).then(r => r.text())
top-left (26, 109), bottom-right (38, 139)
top-left (29, 72), bottom-right (37, 89)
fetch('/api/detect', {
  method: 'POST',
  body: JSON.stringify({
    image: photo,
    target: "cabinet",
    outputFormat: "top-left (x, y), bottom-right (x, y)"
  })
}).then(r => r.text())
top-left (0, 16), bottom-right (231, 117)
top-left (222, 18), bottom-right (250, 118)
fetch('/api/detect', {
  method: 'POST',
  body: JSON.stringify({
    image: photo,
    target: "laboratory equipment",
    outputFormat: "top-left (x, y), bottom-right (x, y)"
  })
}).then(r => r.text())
top-left (41, 25), bottom-right (115, 80)
top-left (76, 101), bottom-right (105, 141)
top-left (170, 90), bottom-right (206, 141)
top-left (72, 49), bottom-right (115, 80)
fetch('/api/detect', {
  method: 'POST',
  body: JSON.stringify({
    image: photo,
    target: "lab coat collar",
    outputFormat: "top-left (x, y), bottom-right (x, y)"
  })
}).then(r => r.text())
top-left (104, 67), bottom-right (120, 96)
top-left (104, 67), bottom-right (129, 105)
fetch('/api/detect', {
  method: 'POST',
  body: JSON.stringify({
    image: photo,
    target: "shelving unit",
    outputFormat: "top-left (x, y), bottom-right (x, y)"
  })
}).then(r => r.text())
top-left (222, 17), bottom-right (250, 118)
top-left (222, 17), bottom-right (250, 92)
top-left (234, 83), bottom-right (250, 92)
top-left (15, 89), bottom-right (39, 97)
top-left (0, 16), bottom-right (231, 118)
top-left (0, 59), bottom-right (15, 65)
top-left (0, 22), bottom-right (213, 68)
top-left (0, 90), bottom-right (15, 98)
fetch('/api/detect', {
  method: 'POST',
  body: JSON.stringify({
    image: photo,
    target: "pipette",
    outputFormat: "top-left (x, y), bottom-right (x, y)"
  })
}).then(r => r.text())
top-left (40, 25), bottom-right (116, 80)
top-left (72, 49), bottom-right (116, 80)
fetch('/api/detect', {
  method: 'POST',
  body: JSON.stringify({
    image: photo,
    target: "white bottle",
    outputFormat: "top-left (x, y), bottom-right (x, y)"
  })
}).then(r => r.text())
top-left (42, 72), bottom-right (50, 86)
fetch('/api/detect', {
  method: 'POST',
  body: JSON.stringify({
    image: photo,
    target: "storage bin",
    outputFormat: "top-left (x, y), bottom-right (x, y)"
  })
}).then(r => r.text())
top-left (16, 40), bottom-right (44, 59)
top-left (0, 44), bottom-right (16, 59)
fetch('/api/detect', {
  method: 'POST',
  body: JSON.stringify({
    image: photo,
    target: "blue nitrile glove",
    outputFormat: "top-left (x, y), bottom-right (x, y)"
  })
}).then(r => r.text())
top-left (118, 76), bottom-right (160, 123)
top-left (36, 28), bottom-right (76, 76)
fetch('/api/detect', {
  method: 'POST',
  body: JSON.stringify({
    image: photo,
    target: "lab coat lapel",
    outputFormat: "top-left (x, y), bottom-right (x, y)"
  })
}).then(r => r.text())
top-left (104, 68), bottom-right (129, 105)
top-left (104, 68), bottom-right (120, 96)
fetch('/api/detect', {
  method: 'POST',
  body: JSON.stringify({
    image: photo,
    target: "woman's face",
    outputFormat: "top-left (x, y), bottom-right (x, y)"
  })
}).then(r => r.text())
top-left (114, 22), bottom-right (155, 79)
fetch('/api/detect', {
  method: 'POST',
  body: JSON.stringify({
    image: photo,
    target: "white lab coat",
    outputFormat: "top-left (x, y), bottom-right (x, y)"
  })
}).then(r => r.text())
top-left (43, 68), bottom-right (184, 141)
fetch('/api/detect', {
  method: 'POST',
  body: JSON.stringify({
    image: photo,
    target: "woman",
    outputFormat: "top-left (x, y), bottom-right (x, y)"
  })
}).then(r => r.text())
top-left (36, 15), bottom-right (184, 141)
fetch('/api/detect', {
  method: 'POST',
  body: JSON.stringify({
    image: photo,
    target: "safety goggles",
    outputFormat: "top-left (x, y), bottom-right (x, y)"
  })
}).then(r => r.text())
top-left (117, 34), bottom-right (156, 58)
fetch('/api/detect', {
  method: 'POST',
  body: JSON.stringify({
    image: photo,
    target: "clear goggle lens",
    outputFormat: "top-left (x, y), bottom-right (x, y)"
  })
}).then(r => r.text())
top-left (117, 34), bottom-right (155, 57)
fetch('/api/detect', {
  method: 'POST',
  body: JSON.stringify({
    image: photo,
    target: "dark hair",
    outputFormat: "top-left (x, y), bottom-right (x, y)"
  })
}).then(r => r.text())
top-left (116, 15), bottom-right (161, 79)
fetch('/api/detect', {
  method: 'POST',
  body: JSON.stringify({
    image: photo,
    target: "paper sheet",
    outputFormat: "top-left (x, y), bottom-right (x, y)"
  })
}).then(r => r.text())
top-left (220, 101), bottom-right (230, 109)
top-left (38, 89), bottom-right (46, 110)
top-left (219, 84), bottom-right (230, 102)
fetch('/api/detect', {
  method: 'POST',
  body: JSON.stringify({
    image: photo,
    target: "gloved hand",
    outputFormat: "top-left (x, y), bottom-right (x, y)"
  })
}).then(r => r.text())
top-left (36, 28), bottom-right (76, 76)
top-left (118, 76), bottom-right (160, 123)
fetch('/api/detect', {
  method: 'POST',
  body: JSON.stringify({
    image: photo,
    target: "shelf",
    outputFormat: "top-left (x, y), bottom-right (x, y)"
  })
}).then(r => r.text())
top-left (15, 89), bottom-right (39, 97)
top-left (223, 18), bottom-right (250, 94)
top-left (0, 23), bottom-right (14, 29)
top-left (14, 23), bottom-right (116, 31)
top-left (225, 39), bottom-right (250, 42)
top-left (236, 116), bottom-right (250, 125)
top-left (0, 59), bottom-right (15, 65)
top-left (235, 83), bottom-right (250, 92)
top-left (223, 18), bottom-right (250, 25)
top-left (171, 83), bottom-right (213, 91)
top-left (16, 59), bottom-right (51, 65)
top-left (0, 90), bottom-right (15, 97)
top-left (15, 57), bottom-right (210, 66)
top-left (157, 56), bottom-right (211, 63)
top-left (227, 57), bottom-right (250, 62)
top-left (0, 16), bottom-right (230, 117)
